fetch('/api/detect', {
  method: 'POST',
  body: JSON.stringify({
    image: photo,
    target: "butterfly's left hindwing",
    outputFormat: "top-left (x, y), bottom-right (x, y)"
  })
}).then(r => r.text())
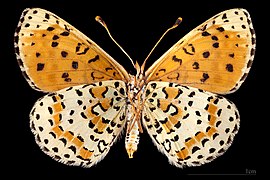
top-left (30, 80), bottom-right (127, 167)
top-left (142, 81), bottom-right (240, 167)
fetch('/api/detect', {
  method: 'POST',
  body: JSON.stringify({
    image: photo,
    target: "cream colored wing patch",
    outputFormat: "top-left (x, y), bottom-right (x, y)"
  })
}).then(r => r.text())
top-left (142, 81), bottom-right (239, 167)
top-left (30, 80), bottom-right (127, 167)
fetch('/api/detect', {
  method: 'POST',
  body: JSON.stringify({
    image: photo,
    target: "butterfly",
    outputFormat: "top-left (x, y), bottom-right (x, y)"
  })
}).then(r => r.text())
top-left (14, 8), bottom-right (256, 168)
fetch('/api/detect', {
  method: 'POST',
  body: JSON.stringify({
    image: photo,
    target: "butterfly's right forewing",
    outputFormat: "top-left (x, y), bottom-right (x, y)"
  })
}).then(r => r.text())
top-left (145, 8), bottom-right (255, 94)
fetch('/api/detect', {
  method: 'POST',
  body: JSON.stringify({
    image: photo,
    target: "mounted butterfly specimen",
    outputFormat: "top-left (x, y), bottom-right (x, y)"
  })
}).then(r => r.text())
top-left (14, 8), bottom-right (256, 168)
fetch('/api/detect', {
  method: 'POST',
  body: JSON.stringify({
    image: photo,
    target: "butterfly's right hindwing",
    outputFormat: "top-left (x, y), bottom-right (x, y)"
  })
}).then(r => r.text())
top-left (142, 81), bottom-right (240, 168)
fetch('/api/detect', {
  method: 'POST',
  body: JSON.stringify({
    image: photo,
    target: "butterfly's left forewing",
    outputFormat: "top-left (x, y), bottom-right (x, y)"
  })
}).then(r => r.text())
top-left (14, 8), bottom-right (129, 92)
top-left (30, 80), bottom-right (127, 167)
top-left (142, 81), bottom-right (240, 167)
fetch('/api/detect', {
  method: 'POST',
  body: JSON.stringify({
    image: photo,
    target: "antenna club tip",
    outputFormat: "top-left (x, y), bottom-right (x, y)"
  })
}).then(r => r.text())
top-left (174, 17), bottom-right (183, 27)
top-left (95, 16), bottom-right (102, 22)
top-left (95, 16), bottom-right (106, 26)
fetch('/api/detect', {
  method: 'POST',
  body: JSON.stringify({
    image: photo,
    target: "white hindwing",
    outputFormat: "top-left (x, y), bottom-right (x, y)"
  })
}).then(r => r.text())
top-left (30, 80), bottom-right (127, 167)
top-left (142, 81), bottom-right (240, 168)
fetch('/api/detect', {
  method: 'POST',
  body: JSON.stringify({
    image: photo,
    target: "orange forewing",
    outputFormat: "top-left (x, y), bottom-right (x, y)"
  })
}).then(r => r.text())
top-left (145, 9), bottom-right (255, 94)
top-left (15, 8), bottom-right (129, 92)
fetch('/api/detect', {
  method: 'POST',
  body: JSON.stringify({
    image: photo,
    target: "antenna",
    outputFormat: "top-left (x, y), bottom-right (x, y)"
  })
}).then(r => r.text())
top-left (141, 17), bottom-right (182, 71)
top-left (95, 16), bottom-right (136, 68)
top-left (96, 16), bottom-right (182, 71)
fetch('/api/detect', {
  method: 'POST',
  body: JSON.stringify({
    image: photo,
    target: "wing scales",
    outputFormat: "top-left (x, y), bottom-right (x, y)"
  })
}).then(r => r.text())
top-left (30, 80), bottom-right (127, 167)
top-left (14, 8), bottom-right (129, 92)
top-left (142, 81), bottom-right (240, 167)
top-left (145, 8), bottom-right (255, 94)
